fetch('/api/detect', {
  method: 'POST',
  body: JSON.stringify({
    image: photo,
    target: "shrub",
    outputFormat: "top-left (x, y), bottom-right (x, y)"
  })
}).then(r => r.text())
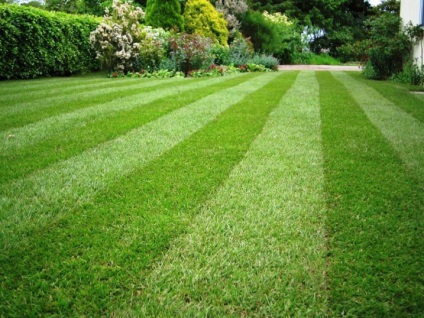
top-left (393, 59), bottom-right (424, 86)
top-left (210, 43), bottom-right (230, 65)
top-left (228, 35), bottom-right (253, 66)
top-left (361, 13), bottom-right (410, 80)
top-left (240, 10), bottom-right (302, 63)
top-left (168, 33), bottom-right (214, 75)
top-left (184, 0), bottom-right (229, 46)
top-left (215, 0), bottom-right (248, 35)
top-left (133, 26), bottom-right (168, 72)
top-left (90, 0), bottom-right (146, 72)
top-left (0, 4), bottom-right (100, 79)
top-left (247, 53), bottom-right (279, 70)
top-left (145, 0), bottom-right (184, 31)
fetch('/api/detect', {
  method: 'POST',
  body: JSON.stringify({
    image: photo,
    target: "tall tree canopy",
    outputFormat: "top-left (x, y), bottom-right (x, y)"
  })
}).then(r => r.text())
top-left (245, 0), bottom-right (373, 55)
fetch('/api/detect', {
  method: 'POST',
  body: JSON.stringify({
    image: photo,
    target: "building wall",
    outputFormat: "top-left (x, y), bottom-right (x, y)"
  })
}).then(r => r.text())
top-left (400, 0), bottom-right (424, 66)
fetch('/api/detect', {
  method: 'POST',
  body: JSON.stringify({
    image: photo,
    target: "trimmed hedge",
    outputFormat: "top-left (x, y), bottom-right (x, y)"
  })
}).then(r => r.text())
top-left (0, 4), bottom-right (101, 79)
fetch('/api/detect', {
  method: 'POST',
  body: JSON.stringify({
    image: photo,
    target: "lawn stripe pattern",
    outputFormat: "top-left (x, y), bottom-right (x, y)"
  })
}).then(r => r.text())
top-left (0, 71), bottom-right (422, 317)
top-left (1, 75), bottom-right (245, 148)
top-left (332, 71), bottom-right (424, 185)
top-left (0, 72), bottom-right (278, 252)
top-left (0, 74), bottom-right (254, 183)
top-left (0, 72), bottom-right (296, 316)
top-left (135, 71), bottom-right (328, 317)
top-left (318, 71), bottom-right (423, 316)
top-left (346, 72), bottom-right (424, 123)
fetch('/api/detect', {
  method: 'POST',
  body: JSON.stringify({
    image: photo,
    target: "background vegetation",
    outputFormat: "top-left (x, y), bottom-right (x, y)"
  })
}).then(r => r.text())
top-left (0, 0), bottom-right (423, 82)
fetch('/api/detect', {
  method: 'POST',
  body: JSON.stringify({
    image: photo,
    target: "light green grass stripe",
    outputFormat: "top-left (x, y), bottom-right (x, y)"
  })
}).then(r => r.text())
top-left (332, 72), bottom-right (424, 183)
top-left (1, 75), bottom-right (242, 152)
top-left (0, 72), bottom-right (279, 251)
top-left (136, 71), bottom-right (328, 317)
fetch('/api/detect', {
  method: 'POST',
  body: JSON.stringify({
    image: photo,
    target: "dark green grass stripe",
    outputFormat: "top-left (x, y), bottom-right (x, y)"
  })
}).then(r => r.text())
top-left (0, 75), bottom-right (255, 184)
top-left (0, 78), bottom-right (207, 131)
top-left (347, 72), bottom-right (424, 123)
top-left (318, 72), bottom-right (424, 317)
top-left (0, 72), bottom-right (298, 317)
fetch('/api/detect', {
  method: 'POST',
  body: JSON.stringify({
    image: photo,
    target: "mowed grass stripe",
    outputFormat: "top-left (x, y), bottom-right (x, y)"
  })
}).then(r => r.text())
top-left (133, 71), bottom-right (328, 317)
top-left (0, 74), bottom-right (254, 184)
top-left (0, 72), bottom-right (278, 252)
top-left (0, 77), bottom-right (207, 131)
top-left (0, 73), bottom-right (108, 95)
top-left (347, 72), bottom-right (424, 123)
top-left (318, 72), bottom-right (424, 316)
top-left (333, 71), bottom-right (424, 185)
top-left (1, 74), bottom-right (245, 147)
top-left (0, 72), bottom-right (296, 317)
top-left (0, 76), bottom-right (155, 107)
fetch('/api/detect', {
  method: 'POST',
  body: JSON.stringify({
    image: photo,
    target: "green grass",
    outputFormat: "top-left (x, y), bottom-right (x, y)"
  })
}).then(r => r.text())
top-left (318, 71), bottom-right (423, 316)
top-left (307, 53), bottom-right (341, 65)
top-left (0, 71), bottom-right (423, 317)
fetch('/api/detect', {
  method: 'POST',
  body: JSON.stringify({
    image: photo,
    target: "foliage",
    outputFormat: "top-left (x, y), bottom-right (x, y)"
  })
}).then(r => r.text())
top-left (90, 0), bottom-right (151, 72)
top-left (247, 0), bottom-right (373, 60)
top-left (247, 53), bottom-right (278, 70)
top-left (240, 10), bottom-right (302, 63)
top-left (306, 53), bottom-right (341, 65)
top-left (209, 43), bottom-right (231, 65)
top-left (45, 0), bottom-right (79, 13)
top-left (392, 60), bottom-right (424, 86)
top-left (109, 69), bottom-right (185, 78)
top-left (168, 33), bottom-right (214, 74)
top-left (0, 4), bottom-right (100, 79)
top-left (215, 0), bottom-right (248, 35)
top-left (145, 0), bottom-right (184, 31)
top-left (361, 12), bottom-right (410, 80)
top-left (184, 0), bottom-right (229, 45)
top-left (133, 26), bottom-right (168, 71)
top-left (227, 35), bottom-right (254, 66)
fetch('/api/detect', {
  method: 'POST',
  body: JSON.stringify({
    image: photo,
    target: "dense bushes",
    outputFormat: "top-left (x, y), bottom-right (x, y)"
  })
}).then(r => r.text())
top-left (240, 10), bottom-right (302, 64)
top-left (361, 13), bottom-right (410, 80)
top-left (184, 0), bottom-right (229, 46)
top-left (145, 0), bottom-right (184, 31)
top-left (0, 4), bottom-right (100, 79)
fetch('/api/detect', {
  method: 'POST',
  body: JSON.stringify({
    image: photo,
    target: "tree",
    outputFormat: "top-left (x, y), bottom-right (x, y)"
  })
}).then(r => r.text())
top-left (45, 0), bottom-right (79, 13)
top-left (245, 0), bottom-right (373, 57)
top-left (184, 0), bottom-right (229, 45)
top-left (145, 0), bottom-right (184, 31)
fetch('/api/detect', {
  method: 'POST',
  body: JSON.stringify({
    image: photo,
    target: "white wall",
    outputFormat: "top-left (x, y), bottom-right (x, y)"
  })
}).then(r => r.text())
top-left (400, 0), bottom-right (424, 66)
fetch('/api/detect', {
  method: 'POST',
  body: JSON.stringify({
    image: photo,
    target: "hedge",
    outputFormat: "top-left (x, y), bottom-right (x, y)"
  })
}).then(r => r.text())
top-left (0, 4), bottom-right (101, 79)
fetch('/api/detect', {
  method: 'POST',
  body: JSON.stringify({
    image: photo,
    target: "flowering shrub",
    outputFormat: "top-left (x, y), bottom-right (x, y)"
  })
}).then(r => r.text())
top-left (133, 27), bottom-right (169, 71)
top-left (90, 0), bottom-right (146, 72)
top-left (262, 11), bottom-right (292, 26)
top-left (215, 0), bottom-right (248, 35)
top-left (168, 33), bottom-right (214, 75)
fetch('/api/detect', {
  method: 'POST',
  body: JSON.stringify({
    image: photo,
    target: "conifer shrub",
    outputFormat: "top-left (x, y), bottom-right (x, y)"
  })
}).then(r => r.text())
top-left (184, 0), bottom-right (229, 46)
top-left (145, 0), bottom-right (184, 31)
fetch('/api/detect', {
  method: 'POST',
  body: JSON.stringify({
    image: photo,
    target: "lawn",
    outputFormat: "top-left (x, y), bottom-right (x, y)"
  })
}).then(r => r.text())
top-left (0, 71), bottom-right (423, 317)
